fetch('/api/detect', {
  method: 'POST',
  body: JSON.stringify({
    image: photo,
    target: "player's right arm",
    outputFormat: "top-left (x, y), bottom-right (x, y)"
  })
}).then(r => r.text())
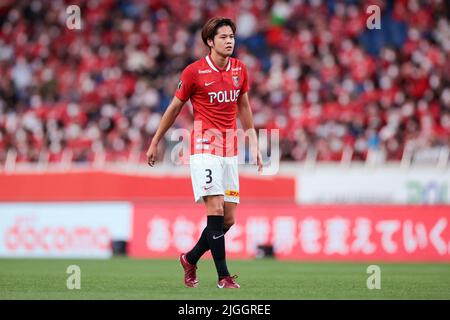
top-left (147, 64), bottom-right (195, 166)
top-left (146, 96), bottom-right (185, 167)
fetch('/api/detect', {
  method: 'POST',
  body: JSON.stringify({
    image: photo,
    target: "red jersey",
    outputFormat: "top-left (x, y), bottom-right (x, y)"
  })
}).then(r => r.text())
top-left (175, 55), bottom-right (249, 157)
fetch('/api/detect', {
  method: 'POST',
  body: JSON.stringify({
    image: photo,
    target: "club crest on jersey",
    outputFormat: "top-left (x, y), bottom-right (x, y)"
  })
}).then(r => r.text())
top-left (232, 76), bottom-right (239, 87)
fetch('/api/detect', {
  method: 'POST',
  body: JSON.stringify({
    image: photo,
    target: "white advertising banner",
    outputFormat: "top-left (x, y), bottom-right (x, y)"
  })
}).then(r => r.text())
top-left (297, 167), bottom-right (450, 204)
top-left (0, 202), bottom-right (132, 258)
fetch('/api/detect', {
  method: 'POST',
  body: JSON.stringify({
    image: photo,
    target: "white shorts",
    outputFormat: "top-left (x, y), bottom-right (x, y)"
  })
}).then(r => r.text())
top-left (190, 153), bottom-right (240, 203)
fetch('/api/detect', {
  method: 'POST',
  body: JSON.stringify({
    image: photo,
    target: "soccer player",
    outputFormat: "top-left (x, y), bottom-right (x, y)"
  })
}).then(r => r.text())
top-left (146, 17), bottom-right (262, 289)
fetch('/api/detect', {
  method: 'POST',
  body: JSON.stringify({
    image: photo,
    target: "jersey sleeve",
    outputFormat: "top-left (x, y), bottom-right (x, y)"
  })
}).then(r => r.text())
top-left (240, 63), bottom-right (249, 94)
top-left (175, 66), bottom-right (196, 102)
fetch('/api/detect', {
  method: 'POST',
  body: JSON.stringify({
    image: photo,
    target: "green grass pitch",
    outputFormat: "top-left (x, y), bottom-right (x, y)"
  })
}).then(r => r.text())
top-left (0, 258), bottom-right (449, 299)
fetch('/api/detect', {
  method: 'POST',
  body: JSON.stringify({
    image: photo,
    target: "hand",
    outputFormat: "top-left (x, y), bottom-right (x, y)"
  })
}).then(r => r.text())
top-left (146, 142), bottom-right (158, 167)
top-left (256, 150), bottom-right (263, 173)
top-left (251, 147), bottom-right (263, 173)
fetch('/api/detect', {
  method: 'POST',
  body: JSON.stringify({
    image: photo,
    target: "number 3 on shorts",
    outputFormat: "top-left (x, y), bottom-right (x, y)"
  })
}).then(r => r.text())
top-left (205, 169), bottom-right (212, 184)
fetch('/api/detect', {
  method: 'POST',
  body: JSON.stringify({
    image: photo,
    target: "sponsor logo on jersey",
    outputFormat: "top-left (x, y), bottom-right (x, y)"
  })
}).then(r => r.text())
top-left (208, 90), bottom-right (241, 103)
top-left (231, 67), bottom-right (242, 72)
top-left (198, 69), bottom-right (212, 74)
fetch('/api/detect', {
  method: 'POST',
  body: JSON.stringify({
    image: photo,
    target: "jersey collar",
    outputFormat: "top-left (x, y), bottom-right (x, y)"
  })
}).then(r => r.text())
top-left (205, 55), bottom-right (231, 72)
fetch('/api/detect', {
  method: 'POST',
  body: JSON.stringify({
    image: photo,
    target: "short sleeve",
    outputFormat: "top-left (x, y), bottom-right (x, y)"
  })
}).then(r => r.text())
top-left (240, 64), bottom-right (249, 94)
top-left (175, 66), bottom-right (195, 102)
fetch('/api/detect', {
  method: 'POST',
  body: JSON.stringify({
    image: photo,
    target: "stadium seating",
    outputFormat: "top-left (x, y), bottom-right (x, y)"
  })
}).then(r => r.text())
top-left (0, 0), bottom-right (449, 166)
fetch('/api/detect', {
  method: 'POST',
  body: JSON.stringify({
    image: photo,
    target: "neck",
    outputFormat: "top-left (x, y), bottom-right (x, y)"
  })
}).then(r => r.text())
top-left (210, 51), bottom-right (229, 69)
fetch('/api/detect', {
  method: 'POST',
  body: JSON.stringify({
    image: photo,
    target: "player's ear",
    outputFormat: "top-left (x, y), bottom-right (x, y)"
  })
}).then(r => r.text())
top-left (207, 38), bottom-right (214, 49)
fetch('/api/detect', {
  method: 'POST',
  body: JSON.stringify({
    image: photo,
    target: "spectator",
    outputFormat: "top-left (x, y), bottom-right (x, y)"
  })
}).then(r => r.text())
top-left (0, 0), bottom-right (449, 165)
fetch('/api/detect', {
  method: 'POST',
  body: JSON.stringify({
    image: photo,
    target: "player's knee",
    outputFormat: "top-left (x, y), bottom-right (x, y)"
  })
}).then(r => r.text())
top-left (224, 218), bottom-right (234, 230)
top-left (204, 196), bottom-right (224, 215)
top-left (208, 203), bottom-right (224, 216)
top-left (211, 205), bottom-right (224, 216)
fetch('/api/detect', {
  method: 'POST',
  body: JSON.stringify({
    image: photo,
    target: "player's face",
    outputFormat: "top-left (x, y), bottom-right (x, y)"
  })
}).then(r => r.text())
top-left (212, 26), bottom-right (235, 57)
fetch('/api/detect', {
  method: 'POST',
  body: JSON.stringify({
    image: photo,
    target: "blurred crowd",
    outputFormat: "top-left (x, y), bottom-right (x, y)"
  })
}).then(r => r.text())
top-left (0, 0), bottom-right (449, 165)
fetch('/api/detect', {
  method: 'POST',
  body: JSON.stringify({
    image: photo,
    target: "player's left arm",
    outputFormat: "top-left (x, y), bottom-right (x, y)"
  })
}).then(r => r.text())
top-left (237, 92), bottom-right (263, 172)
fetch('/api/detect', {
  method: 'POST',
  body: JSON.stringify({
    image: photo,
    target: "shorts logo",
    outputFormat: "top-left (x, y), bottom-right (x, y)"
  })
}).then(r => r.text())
top-left (177, 80), bottom-right (182, 90)
top-left (232, 76), bottom-right (239, 87)
top-left (203, 186), bottom-right (214, 191)
top-left (225, 190), bottom-right (239, 197)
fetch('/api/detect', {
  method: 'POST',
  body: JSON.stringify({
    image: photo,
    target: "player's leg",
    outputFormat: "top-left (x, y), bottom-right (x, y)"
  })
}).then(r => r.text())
top-left (185, 194), bottom-right (224, 265)
top-left (223, 201), bottom-right (237, 233)
top-left (181, 153), bottom-right (224, 287)
top-left (223, 154), bottom-right (239, 233)
top-left (184, 200), bottom-right (235, 271)
top-left (185, 153), bottom-right (224, 264)
top-left (201, 194), bottom-right (240, 288)
top-left (215, 201), bottom-right (240, 288)
top-left (216, 155), bottom-right (240, 288)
